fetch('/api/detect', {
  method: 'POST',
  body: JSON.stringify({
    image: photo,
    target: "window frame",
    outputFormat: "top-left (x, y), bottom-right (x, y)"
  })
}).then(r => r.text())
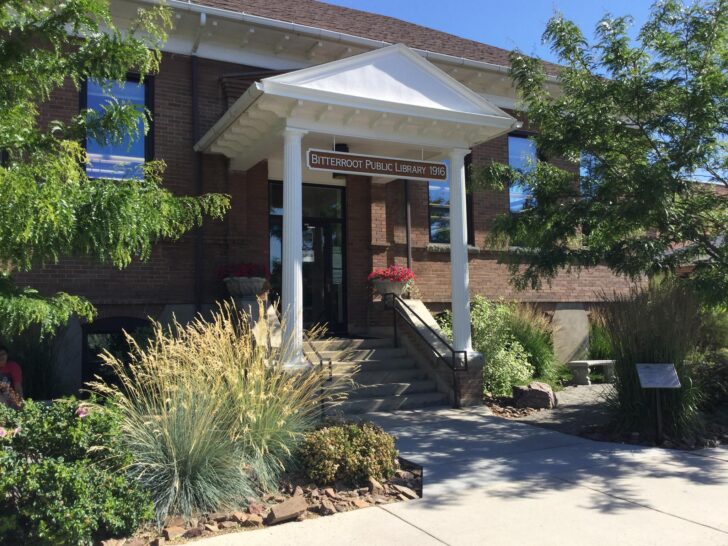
top-left (80, 73), bottom-right (155, 179)
top-left (427, 155), bottom-right (473, 245)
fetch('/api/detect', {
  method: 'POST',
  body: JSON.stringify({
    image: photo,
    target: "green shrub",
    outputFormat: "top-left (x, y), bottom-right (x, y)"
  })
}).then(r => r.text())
top-left (299, 421), bottom-right (398, 485)
top-left (0, 399), bottom-right (152, 546)
top-left (601, 280), bottom-right (703, 439)
top-left (93, 304), bottom-right (333, 523)
top-left (438, 298), bottom-right (554, 394)
top-left (588, 314), bottom-right (613, 360)
top-left (470, 297), bottom-right (534, 396)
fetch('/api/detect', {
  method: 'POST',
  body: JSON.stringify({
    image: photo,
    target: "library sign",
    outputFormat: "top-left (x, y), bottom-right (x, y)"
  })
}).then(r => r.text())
top-left (307, 148), bottom-right (447, 181)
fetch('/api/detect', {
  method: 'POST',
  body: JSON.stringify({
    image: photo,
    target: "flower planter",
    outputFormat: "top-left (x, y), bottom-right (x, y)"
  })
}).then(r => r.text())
top-left (372, 279), bottom-right (408, 297)
top-left (224, 276), bottom-right (267, 297)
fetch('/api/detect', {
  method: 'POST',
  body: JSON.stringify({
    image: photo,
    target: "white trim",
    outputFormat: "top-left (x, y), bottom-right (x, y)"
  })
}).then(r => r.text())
top-left (131, 0), bottom-right (561, 83)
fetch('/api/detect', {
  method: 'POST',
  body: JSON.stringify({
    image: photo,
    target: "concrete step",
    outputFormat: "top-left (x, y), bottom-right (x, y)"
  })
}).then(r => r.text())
top-left (308, 338), bottom-right (392, 351)
top-left (309, 347), bottom-right (408, 361)
top-left (334, 368), bottom-right (429, 385)
top-left (327, 358), bottom-right (417, 373)
top-left (330, 392), bottom-right (448, 415)
top-left (341, 380), bottom-right (439, 399)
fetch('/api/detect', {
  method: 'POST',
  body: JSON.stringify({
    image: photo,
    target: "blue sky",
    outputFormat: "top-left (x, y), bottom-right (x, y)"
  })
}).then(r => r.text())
top-left (325, 0), bottom-right (654, 63)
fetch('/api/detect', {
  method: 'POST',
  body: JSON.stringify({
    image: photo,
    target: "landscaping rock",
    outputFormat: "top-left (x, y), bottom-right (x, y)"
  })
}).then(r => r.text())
top-left (218, 521), bottom-right (238, 530)
top-left (244, 514), bottom-right (264, 527)
top-left (163, 526), bottom-right (186, 541)
top-left (395, 470), bottom-right (415, 481)
top-left (352, 499), bottom-right (370, 509)
top-left (204, 523), bottom-right (218, 533)
top-left (149, 538), bottom-right (165, 546)
top-left (293, 485), bottom-right (304, 497)
top-left (247, 502), bottom-right (265, 515)
top-left (101, 540), bottom-right (125, 546)
top-left (210, 512), bottom-right (230, 522)
top-left (367, 477), bottom-right (385, 495)
top-left (183, 527), bottom-right (203, 538)
top-left (513, 381), bottom-right (557, 409)
top-left (266, 495), bottom-right (308, 525)
top-left (231, 511), bottom-right (248, 523)
top-left (392, 484), bottom-right (419, 499)
top-left (319, 499), bottom-right (337, 515)
top-left (324, 487), bottom-right (339, 500)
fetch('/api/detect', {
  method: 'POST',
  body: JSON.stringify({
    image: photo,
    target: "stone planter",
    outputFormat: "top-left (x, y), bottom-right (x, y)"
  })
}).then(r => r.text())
top-left (372, 279), bottom-right (408, 297)
top-left (224, 276), bottom-right (267, 297)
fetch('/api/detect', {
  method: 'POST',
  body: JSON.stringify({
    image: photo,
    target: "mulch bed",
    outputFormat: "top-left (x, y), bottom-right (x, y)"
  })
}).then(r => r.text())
top-left (110, 457), bottom-right (422, 546)
top-left (485, 393), bottom-right (728, 451)
top-left (483, 395), bottom-right (542, 418)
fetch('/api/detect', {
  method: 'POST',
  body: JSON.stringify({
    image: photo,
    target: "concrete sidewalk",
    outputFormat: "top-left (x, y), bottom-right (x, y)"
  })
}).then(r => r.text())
top-left (198, 407), bottom-right (728, 545)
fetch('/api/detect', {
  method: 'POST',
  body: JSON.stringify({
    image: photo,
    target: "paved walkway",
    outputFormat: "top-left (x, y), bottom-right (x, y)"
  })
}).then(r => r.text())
top-left (199, 407), bottom-right (728, 546)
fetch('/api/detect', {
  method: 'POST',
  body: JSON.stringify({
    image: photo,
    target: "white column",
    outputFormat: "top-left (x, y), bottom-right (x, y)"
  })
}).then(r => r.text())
top-left (449, 147), bottom-right (473, 353)
top-left (282, 127), bottom-right (307, 368)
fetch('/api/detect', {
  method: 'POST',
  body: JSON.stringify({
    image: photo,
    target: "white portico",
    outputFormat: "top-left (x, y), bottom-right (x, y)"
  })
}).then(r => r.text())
top-left (195, 44), bottom-right (518, 366)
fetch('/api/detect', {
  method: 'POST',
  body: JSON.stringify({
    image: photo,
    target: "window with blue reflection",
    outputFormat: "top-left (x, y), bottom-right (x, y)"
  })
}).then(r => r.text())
top-left (86, 78), bottom-right (147, 180)
top-left (428, 160), bottom-right (471, 244)
top-left (508, 135), bottom-right (537, 212)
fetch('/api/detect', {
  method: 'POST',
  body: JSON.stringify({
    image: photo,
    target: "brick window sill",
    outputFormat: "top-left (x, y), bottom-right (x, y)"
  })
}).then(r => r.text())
top-left (426, 243), bottom-right (481, 254)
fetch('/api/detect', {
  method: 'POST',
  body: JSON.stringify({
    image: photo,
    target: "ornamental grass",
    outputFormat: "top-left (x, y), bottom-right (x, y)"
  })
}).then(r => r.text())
top-left (601, 280), bottom-right (703, 440)
top-left (92, 302), bottom-right (334, 523)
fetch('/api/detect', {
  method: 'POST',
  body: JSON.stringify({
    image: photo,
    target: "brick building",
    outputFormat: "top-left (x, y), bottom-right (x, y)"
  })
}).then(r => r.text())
top-left (25, 0), bottom-right (633, 394)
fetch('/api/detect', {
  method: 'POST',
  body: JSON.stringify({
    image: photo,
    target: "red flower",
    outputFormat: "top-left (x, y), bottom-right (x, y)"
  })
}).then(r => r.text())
top-left (367, 265), bottom-right (415, 283)
top-left (217, 263), bottom-right (270, 280)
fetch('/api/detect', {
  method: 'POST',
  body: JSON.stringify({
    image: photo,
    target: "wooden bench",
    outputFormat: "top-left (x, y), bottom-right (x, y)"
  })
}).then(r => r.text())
top-left (566, 360), bottom-right (616, 385)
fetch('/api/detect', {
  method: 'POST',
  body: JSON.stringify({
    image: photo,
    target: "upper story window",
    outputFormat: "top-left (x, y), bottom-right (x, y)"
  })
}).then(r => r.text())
top-left (84, 76), bottom-right (151, 180)
top-left (508, 134), bottom-right (537, 212)
top-left (428, 158), bottom-right (473, 244)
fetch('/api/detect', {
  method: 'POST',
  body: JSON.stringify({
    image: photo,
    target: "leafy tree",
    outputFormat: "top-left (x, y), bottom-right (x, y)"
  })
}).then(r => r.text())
top-left (0, 1), bottom-right (230, 336)
top-left (475, 0), bottom-right (727, 303)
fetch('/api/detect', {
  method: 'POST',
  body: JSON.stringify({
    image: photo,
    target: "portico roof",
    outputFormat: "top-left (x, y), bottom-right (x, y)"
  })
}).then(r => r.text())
top-left (195, 44), bottom-right (519, 170)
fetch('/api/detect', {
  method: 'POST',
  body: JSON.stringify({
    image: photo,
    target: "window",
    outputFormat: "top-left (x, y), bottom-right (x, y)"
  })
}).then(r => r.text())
top-left (83, 76), bottom-right (152, 180)
top-left (428, 159), bottom-right (473, 244)
top-left (508, 134), bottom-right (537, 212)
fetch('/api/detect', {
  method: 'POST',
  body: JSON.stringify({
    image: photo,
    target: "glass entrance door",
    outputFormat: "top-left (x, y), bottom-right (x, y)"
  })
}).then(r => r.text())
top-left (269, 182), bottom-right (347, 333)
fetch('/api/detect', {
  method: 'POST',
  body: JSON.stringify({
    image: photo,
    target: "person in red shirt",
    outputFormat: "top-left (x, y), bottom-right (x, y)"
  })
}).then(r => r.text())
top-left (0, 345), bottom-right (23, 408)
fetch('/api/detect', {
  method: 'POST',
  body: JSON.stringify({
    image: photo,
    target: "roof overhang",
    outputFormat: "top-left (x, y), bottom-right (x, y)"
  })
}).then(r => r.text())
top-left (195, 44), bottom-right (520, 170)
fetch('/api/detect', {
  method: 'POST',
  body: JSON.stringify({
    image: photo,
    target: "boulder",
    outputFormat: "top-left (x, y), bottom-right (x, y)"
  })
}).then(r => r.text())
top-left (266, 495), bottom-right (308, 525)
top-left (512, 381), bottom-right (557, 409)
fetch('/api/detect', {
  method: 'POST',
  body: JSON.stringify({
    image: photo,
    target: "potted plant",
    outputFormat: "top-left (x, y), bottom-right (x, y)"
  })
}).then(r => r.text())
top-left (368, 265), bottom-right (415, 297)
top-left (218, 263), bottom-right (270, 297)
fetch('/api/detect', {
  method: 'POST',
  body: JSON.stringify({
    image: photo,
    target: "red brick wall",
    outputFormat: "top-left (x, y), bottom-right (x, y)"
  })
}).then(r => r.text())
top-left (16, 53), bottom-right (264, 320)
top-left (19, 50), bottom-right (635, 333)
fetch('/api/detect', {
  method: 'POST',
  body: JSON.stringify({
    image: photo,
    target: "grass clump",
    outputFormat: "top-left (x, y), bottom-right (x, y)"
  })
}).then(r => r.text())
top-left (93, 303), bottom-right (333, 523)
top-left (601, 280), bottom-right (703, 440)
top-left (588, 313), bottom-right (613, 360)
top-left (298, 421), bottom-right (397, 485)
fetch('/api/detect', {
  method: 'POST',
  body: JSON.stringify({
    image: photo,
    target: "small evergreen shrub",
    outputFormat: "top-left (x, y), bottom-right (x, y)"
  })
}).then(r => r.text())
top-left (299, 422), bottom-right (398, 485)
top-left (0, 399), bottom-right (153, 546)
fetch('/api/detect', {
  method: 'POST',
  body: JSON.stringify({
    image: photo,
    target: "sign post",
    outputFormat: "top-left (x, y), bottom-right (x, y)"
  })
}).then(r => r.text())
top-left (635, 363), bottom-right (681, 444)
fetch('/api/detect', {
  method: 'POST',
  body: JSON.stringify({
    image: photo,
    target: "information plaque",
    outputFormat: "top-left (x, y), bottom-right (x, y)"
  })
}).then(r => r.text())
top-left (636, 363), bottom-right (681, 389)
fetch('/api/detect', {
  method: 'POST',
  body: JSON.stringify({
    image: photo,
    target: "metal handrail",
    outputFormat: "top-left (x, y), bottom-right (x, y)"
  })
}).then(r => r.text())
top-left (383, 293), bottom-right (467, 408)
